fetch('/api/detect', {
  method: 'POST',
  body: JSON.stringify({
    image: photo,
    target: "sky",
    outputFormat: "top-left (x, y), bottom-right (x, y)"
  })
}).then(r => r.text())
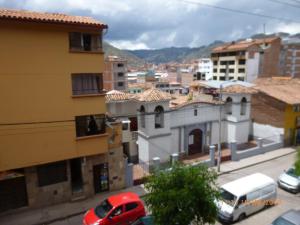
top-left (1, 0), bottom-right (300, 50)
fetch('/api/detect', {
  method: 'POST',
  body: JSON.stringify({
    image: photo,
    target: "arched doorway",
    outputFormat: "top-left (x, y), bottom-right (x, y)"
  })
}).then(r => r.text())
top-left (188, 129), bottom-right (203, 155)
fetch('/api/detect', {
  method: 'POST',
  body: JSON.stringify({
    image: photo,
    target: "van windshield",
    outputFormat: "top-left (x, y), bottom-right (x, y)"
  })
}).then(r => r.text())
top-left (220, 188), bottom-right (237, 207)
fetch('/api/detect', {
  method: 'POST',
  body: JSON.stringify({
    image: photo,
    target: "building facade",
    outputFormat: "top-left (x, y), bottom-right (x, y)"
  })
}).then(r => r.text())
top-left (105, 84), bottom-right (254, 164)
top-left (104, 56), bottom-right (128, 91)
top-left (194, 58), bottom-right (213, 81)
top-left (279, 43), bottom-right (300, 78)
top-left (211, 37), bottom-right (281, 82)
top-left (0, 9), bottom-right (124, 213)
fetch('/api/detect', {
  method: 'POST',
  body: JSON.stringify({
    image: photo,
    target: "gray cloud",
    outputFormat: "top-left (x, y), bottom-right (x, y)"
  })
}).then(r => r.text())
top-left (0, 0), bottom-right (299, 49)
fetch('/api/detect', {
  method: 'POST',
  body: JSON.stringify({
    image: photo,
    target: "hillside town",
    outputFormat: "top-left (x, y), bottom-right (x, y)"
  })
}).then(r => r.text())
top-left (0, 3), bottom-right (300, 225)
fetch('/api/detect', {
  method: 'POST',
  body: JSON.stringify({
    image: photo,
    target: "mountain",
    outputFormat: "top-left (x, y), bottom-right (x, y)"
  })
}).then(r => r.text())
top-left (126, 40), bottom-right (224, 64)
top-left (103, 41), bottom-right (146, 67)
top-left (104, 32), bottom-right (300, 66)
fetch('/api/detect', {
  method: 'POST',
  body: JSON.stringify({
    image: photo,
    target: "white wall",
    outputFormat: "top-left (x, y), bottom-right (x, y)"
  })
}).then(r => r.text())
top-left (246, 52), bottom-right (260, 83)
top-left (171, 128), bottom-right (180, 154)
top-left (137, 136), bottom-right (149, 163)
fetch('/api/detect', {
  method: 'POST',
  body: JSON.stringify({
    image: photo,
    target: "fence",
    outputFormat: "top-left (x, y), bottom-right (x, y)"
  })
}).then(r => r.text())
top-left (125, 148), bottom-right (217, 187)
top-left (231, 134), bottom-right (284, 161)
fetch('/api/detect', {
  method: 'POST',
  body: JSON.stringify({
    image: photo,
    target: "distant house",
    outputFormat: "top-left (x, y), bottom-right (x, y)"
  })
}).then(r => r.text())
top-left (252, 78), bottom-right (300, 145)
top-left (104, 56), bottom-right (128, 91)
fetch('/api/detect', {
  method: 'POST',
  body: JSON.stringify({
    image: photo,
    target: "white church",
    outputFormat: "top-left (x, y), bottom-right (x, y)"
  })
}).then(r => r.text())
top-left (106, 81), bottom-right (255, 164)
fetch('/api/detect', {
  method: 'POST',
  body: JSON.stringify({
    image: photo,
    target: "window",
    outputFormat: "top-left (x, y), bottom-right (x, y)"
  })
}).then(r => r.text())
top-left (95, 200), bottom-right (113, 218)
top-left (69, 32), bottom-right (102, 52)
top-left (261, 185), bottom-right (275, 196)
top-left (238, 68), bottom-right (245, 73)
top-left (194, 109), bottom-right (197, 116)
top-left (125, 202), bottom-right (138, 211)
top-left (293, 105), bottom-right (300, 112)
top-left (140, 106), bottom-right (146, 128)
top-left (213, 68), bottom-right (217, 73)
top-left (122, 122), bottom-right (129, 130)
top-left (228, 61), bottom-right (235, 65)
top-left (237, 195), bottom-right (247, 207)
top-left (220, 61), bottom-right (227, 65)
top-left (229, 69), bottom-right (234, 73)
top-left (220, 69), bottom-right (226, 73)
top-left (238, 77), bottom-right (245, 81)
top-left (37, 161), bottom-right (67, 186)
top-left (229, 76), bottom-right (234, 80)
top-left (72, 73), bottom-right (103, 95)
top-left (239, 59), bottom-right (246, 65)
top-left (226, 97), bottom-right (233, 114)
top-left (219, 76), bottom-right (225, 81)
top-left (111, 206), bottom-right (123, 217)
top-left (240, 97), bottom-right (247, 115)
top-left (213, 76), bottom-right (217, 80)
top-left (75, 114), bottom-right (105, 137)
top-left (117, 63), bottom-right (124, 67)
top-left (117, 82), bottom-right (124, 87)
top-left (154, 106), bottom-right (164, 128)
top-left (213, 61), bottom-right (218, 65)
top-left (118, 72), bottom-right (124, 77)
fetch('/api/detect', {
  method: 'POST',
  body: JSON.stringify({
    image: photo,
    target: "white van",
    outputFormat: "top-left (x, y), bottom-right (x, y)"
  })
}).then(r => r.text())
top-left (216, 173), bottom-right (277, 223)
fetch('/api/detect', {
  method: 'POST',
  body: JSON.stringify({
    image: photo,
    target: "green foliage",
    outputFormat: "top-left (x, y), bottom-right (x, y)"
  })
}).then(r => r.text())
top-left (295, 148), bottom-right (300, 176)
top-left (144, 163), bottom-right (220, 225)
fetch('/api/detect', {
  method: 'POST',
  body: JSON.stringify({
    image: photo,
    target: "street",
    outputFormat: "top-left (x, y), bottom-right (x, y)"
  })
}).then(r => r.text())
top-left (50, 153), bottom-right (299, 225)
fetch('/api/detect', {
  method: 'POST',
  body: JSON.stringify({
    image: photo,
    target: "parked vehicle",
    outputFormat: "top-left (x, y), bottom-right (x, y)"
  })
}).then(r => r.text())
top-left (270, 209), bottom-right (300, 225)
top-left (131, 215), bottom-right (154, 225)
top-left (278, 167), bottom-right (300, 193)
top-left (83, 192), bottom-right (146, 225)
top-left (216, 173), bottom-right (277, 223)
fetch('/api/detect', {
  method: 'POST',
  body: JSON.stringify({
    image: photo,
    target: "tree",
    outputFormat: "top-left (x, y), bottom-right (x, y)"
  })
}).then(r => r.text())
top-left (144, 163), bottom-right (220, 225)
top-left (295, 148), bottom-right (300, 176)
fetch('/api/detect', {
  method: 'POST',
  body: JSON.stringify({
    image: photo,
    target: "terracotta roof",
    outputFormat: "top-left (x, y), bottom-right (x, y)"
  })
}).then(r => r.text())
top-left (170, 93), bottom-right (221, 109)
top-left (0, 8), bottom-right (107, 28)
top-left (105, 90), bottom-right (136, 102)
top-left (212, 37), bottom-right (280, 53)
top-left (137, 88), bottom-right (171, 102)
top-left (219, 84), bottom-right (258, 94)
top-left (254, 83), bottom-right (300, 105)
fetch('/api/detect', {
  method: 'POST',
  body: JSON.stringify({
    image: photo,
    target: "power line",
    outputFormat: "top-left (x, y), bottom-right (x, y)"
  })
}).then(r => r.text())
top-left (177, 0), bottom-right (300, 23)
top-left (266, 0), bottom-right (300, 9)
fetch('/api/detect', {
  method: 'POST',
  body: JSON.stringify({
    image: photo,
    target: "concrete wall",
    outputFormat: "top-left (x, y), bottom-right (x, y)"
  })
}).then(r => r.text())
top-left (245, 52), bottom-right (260, 82)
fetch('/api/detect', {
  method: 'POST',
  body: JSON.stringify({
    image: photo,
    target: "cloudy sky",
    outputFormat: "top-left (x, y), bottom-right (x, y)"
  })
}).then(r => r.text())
top-left (1, 0), bottom-right (300, 49)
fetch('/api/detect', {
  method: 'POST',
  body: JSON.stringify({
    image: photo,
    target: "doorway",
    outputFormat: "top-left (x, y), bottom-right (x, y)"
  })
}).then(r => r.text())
top-left (70, 158), bottom-right (83, 193)
top-left (93, 163), bottom-right (109, 193)
top-left (188, 129), bottom-right (203, 155)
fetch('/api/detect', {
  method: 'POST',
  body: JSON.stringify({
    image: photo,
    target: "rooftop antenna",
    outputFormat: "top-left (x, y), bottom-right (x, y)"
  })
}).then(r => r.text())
top-left (261, 23), bottom-right (270, 50)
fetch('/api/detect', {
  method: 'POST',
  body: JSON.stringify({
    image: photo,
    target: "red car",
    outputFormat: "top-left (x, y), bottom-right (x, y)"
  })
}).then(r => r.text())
top-left (83, 192), bottom-right (146, 225)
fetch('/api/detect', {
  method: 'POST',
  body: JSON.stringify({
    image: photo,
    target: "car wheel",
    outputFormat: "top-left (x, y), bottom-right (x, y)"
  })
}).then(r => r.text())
top-left (238, 213), bottom-right (246, 222)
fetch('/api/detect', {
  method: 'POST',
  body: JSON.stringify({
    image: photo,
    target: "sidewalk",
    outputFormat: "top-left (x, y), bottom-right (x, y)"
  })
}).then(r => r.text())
top-left (0, 147), bottom-right (296, 225)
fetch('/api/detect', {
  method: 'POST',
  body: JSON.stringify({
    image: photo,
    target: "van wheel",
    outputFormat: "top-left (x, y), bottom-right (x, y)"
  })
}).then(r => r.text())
top-left (238, 213), bottom-right (246, 221)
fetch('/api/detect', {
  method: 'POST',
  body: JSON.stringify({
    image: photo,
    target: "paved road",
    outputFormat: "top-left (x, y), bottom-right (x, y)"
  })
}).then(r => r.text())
top-left (50, 153), bottom-right (299, 225)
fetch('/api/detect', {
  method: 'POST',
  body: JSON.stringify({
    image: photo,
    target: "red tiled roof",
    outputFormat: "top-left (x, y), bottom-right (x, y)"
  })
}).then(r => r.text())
top-left (212, 37), bottom-right (280, 53)
top-left (0, 8), bottom-right (107, 28)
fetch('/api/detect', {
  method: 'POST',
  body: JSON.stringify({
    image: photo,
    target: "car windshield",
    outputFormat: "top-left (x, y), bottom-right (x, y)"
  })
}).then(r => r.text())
top-left (286, 168), bottom-right (299, 179)
top-left (220, 188), bottom-right (237, 207)
top-left (94, 199), bottom-right (113, 218)
top-left (273, 216), bottom-right (295, 225)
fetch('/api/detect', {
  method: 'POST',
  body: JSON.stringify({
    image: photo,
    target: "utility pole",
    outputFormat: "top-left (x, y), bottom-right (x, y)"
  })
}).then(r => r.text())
top-left (217, 84), bottom-right (223, 172)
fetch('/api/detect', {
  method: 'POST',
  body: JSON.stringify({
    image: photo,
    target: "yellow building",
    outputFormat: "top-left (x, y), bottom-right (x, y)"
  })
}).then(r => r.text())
top-left (251, 78), bottom-right (300, 146)
top-left (0, 8), bottom-right (124, 212)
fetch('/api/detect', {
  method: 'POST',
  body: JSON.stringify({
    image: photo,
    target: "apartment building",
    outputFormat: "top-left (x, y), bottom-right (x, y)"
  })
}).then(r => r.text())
top-left (279, 42), bottom-right (300, 78)
top-left (104, 56), bottom-right (128, 91)
top-left (194, 58), bottom-right (213, 81)
top-left (211, 37), bottom-right (281, 82)
top-left (0, 9), bottom-right (124, 212)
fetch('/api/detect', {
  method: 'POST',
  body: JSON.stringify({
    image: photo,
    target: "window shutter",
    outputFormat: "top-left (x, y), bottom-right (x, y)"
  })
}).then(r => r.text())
top-left (69, 32), bottom-right (82, 50)
top-left (91, 34), bottom-right (102, 51)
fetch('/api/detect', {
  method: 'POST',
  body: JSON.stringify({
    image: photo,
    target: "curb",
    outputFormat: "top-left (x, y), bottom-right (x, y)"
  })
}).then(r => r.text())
top-left (217, 149), bottom-right (296, 176)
